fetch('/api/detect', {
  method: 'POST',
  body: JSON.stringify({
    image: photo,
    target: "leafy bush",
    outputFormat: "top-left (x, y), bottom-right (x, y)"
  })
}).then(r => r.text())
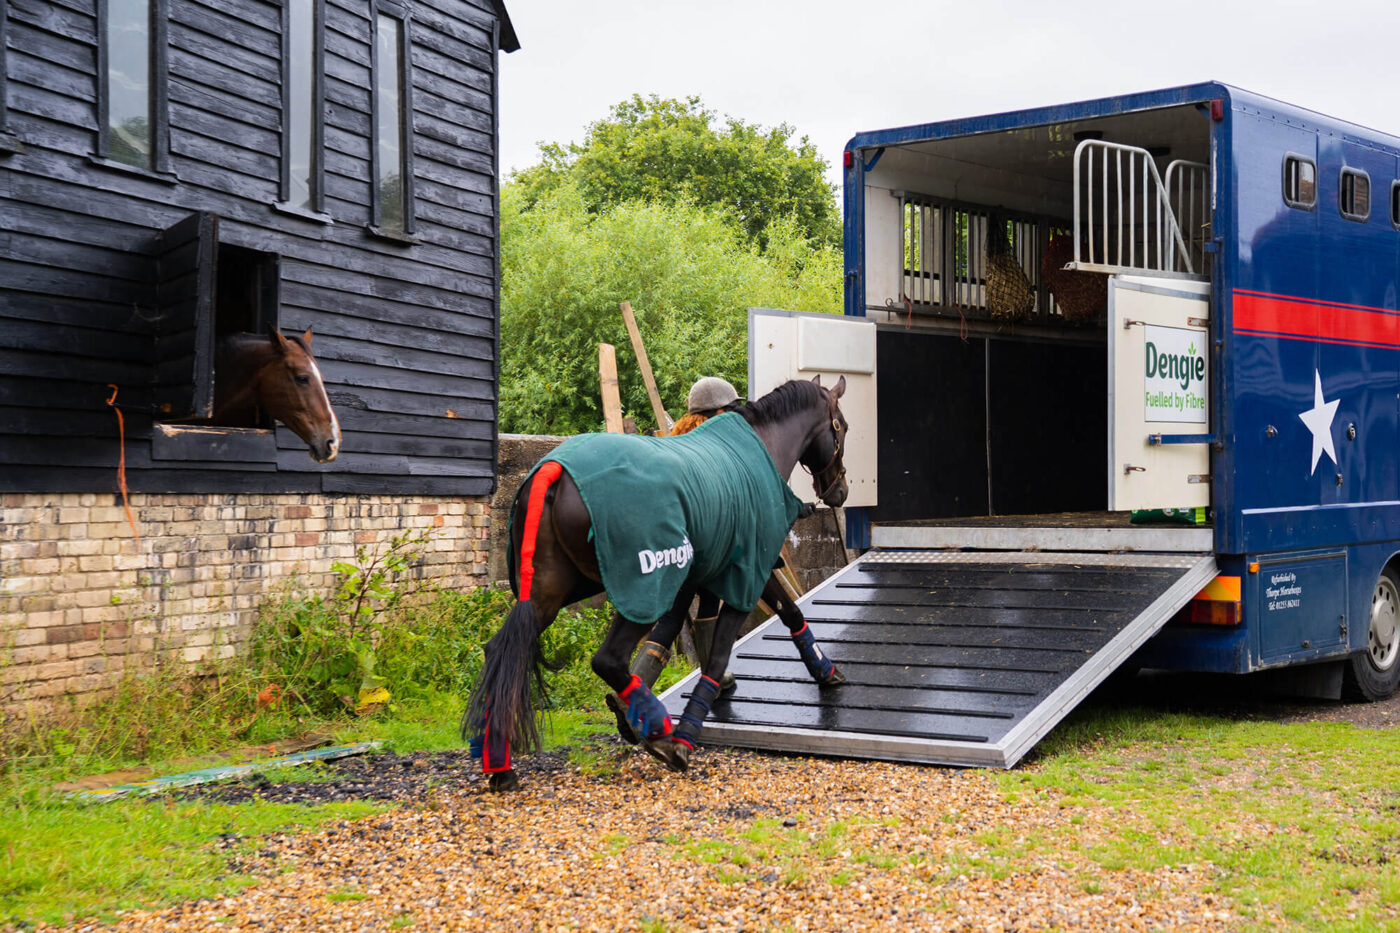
top-left (512, 94), bottom-right (840, 249)
top-left (499, 182), bottom-right (842, 435)
top-left (1, 532), bottom-right (631, 773)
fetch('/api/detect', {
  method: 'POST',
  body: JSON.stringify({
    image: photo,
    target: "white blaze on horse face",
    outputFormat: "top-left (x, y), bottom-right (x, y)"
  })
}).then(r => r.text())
top-left (306, 354), bottom-right (341, 462)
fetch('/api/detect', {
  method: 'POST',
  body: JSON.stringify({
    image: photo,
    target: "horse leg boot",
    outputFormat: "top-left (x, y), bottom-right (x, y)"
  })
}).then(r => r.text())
top-left (593, 610), bottom-right (675, 767)
top-left (668, 605), bottom-right (747, 771)
top-left (689, 592), bottom-right (737, 695)
top-left (764, 575), bottom-right (844, 685)
top-left (606, 587), bottom-right (692, 743)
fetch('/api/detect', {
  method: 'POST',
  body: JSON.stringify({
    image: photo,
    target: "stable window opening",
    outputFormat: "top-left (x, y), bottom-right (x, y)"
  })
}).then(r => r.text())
top-left (1282, 154), bottom-right (1316, 210)
top-left (152, 214), bottom-right (285, 461)
top-left (1340, 168), bottom-right (1370, 222)
top-left (98, 0), bottom-right (169, 173)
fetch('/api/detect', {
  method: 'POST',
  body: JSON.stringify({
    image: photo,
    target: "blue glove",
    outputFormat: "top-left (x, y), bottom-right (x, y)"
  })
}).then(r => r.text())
top-left (468, 733), bottom-right (483, 759)
top-left (618, 674), bottom-right (673, 740)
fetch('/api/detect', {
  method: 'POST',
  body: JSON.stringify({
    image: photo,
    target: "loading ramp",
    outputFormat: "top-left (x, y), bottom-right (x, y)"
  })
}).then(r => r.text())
top-left (660, 522), bottom-right (1215, 769)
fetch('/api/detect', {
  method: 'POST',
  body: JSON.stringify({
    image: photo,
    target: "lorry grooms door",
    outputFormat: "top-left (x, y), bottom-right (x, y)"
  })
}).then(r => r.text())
top-left (1108, 275), bottom-right (1212, 511)
top-left (748, 308), bottom-right (877, 508)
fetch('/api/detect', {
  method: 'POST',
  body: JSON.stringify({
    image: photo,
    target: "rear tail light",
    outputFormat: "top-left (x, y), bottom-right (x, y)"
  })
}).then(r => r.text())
top-left (1179, 574), bottom-right (1241, 626)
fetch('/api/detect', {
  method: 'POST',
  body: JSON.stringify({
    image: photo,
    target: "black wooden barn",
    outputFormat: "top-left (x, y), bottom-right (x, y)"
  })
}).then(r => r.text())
top-left (0, 0), bottom-right (518, 496)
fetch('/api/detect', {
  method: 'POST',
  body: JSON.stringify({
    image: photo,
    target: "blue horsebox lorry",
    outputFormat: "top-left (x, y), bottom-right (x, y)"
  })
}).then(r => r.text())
top-left (662, 83), bottom-right (1400, 768)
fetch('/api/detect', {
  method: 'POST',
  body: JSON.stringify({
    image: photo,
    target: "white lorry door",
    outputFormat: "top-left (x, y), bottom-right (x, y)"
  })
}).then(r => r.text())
top-left (748, 308), bottom-right (877, 508)
top-left (1108, 275), bottom-right (1212, 511)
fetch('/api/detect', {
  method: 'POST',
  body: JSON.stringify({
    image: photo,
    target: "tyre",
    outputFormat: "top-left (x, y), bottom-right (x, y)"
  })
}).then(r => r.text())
top-left (1343, 565), bottom-right (1400, 701)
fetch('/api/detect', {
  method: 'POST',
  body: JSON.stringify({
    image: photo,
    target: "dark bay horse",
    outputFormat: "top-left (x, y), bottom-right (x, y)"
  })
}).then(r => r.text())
top-left (464, 376), bottom-right (849, 791)
top-left (213, 328), bottom-right (340, 463)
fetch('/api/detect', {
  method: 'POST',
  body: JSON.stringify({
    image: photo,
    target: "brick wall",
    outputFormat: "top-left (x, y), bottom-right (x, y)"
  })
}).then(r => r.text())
top-left (0, 492), bottom-right (491, 718)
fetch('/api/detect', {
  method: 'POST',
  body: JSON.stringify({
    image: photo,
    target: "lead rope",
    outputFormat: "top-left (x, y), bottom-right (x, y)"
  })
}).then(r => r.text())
top-left (104, 385), bottom-right (140, 543)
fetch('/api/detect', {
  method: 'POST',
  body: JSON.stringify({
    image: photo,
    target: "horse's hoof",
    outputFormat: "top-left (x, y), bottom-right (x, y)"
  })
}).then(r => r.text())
top-left (605, 692), bottom-right (639, 745)
top-left (668, 740), bottom-right (692, 773)
top-left (819, 666), bottom-right (847, 686)
top-left (640, 735), bottom-right (679, 769)
top-left (488, 770), bottom-right (520, 792)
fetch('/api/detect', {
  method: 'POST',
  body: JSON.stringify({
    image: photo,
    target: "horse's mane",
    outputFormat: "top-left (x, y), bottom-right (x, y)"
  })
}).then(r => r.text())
top-left (737, 379), bottom-right (824, 428)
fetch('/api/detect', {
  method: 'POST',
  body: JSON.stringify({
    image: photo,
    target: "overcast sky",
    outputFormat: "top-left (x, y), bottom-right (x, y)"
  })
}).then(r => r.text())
top-left (498, 0), bottom-right (1400, 190)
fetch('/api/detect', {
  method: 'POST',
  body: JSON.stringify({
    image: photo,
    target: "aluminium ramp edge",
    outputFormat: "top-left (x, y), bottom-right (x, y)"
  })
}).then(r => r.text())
top-left (659, 548), bottom-right (1217, 769)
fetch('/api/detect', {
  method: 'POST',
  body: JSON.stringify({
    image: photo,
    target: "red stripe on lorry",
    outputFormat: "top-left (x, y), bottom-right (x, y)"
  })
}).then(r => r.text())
top-left (1233, 290), bottom-right (1400, 348)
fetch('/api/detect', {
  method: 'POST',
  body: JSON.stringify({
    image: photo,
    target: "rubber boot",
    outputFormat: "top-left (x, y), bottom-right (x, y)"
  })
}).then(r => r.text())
top-left (631, 640), bottom-right (671, 689)
top-left (689, 615), bottom-right (737, 695)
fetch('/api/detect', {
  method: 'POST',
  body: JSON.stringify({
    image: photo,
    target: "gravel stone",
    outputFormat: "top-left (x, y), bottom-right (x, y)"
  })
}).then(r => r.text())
top-left (29, 736), bottom-right (1246, 932)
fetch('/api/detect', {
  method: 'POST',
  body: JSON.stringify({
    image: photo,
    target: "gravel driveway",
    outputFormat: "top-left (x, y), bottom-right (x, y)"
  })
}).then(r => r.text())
top-left (38, 672), bottom-right (1396, 932)
top-left (46, 744), bottom-right (1240, 932)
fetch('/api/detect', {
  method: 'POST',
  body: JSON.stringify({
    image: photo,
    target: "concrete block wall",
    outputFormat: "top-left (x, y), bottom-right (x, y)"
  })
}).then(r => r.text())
top-left (0, 492), bottom-right (491, 718)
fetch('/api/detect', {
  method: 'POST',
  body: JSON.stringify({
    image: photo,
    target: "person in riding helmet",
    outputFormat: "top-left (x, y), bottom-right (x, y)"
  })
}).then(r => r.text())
top-left (608, 374), bottom-right (845, 745)
top-left (670, 376), bottom-right (745, 436)
top-left (619, 377), bottom-right (746, 701)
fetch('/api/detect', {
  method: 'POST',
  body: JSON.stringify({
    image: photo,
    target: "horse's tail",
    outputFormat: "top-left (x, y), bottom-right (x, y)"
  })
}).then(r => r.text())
top-left (461, 461), bottom-right (564, 770)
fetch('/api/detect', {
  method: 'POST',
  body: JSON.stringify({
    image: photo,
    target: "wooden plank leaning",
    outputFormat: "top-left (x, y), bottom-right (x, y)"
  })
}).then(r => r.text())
top-left (598, 343), bottom-right (624, 434)
top-left (619, 300), bottom-right (674, 434)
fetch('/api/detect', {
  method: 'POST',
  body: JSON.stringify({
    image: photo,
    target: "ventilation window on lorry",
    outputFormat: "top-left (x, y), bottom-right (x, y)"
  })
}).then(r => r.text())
top-left (1340, 168), bottom-right (1370, 222)
top-left (1391, 181), bottom-right (1400, 230)
top-left (1282, 155), bottom-right (1315, 209)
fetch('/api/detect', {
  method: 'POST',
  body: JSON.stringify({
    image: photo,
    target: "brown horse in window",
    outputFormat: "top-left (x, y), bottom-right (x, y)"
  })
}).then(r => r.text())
top-left (213, 328), bottom-right (341, 463)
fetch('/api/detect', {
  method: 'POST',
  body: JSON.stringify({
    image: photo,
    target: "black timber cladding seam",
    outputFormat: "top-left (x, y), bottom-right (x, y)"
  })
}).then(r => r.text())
top-left (0, 0), bottom-right (515, 496)
top-left (662, 552), bottom-right (1210, 759)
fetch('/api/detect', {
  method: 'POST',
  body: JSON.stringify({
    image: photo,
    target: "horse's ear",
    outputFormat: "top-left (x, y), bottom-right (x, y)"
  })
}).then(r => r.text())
top-left (832, 375), bottom-right (846, 399)
top-left (810, 374), bottom-right (822, 387)
top-left (269, 326), bottom-right (293, 355)
top-left (300, 328), bottom-right (314, 347)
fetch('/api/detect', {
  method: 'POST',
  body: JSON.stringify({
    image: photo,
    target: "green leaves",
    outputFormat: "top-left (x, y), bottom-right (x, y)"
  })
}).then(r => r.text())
top-left (512, 94), bottom-right (839, 249)
top-left (500, 182), bottom-right (842, 435)
top-left (499, 94), bottom-right (843, 436)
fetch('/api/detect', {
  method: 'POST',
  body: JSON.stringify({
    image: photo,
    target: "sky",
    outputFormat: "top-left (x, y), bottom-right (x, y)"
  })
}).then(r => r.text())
top-left (497, 0), bottom-right (1400, 191)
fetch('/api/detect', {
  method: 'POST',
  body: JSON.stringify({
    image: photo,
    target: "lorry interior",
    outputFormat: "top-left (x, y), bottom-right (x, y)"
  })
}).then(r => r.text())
top-left (859, 103), bottom-right (1215, 524)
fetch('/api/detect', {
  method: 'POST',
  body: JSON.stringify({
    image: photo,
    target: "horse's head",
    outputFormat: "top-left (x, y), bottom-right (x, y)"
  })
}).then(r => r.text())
top-left (257, 328), bottom-right (341, 463)
top-left (800, 374), bottom-right (848, 508)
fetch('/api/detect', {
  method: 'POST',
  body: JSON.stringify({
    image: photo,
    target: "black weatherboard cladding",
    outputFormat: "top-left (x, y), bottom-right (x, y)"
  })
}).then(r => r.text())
top-left (0, 0), bottom-right (513, 495)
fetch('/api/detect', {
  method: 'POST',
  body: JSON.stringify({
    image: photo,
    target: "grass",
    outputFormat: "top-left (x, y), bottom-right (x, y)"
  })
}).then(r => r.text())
top-left (1, 789), bottom-right (382, 926)
top-left (0, 560), bottom-right (656, 929)
top-left (993, 707), bottom-right (1400, 931)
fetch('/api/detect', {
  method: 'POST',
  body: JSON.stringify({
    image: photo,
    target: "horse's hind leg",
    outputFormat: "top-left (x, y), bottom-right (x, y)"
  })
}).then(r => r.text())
top-left (763, 574), bottom-right (844, 685)
top-left (606, 585), bottom-right (694, 745)
top-left (594, 611), bottom-right (675, 747)
top-left (465, 465), bottom-right (595, 793)
top-left (667, 600), bottom-right (748, 772)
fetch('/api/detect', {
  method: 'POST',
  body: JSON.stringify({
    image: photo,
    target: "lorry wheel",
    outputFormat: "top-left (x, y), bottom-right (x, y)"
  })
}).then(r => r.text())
top-left (1343, 566), bottom-right (1400, 701)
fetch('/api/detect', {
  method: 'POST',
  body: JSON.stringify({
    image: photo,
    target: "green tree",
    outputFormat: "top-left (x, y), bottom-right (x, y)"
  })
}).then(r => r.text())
top-left (512, 95), bottom-right (840, 249)
top-left (499, 181), bottom-right (841, 436)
